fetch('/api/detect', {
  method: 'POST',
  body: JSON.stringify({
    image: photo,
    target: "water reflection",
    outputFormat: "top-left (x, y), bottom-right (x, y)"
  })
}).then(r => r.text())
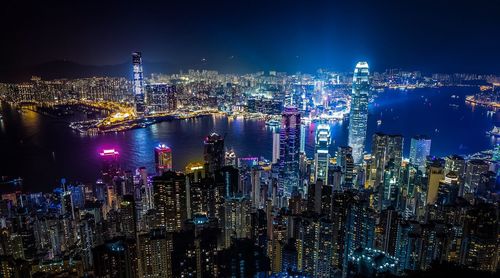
top-left (0, 86), bottom-right (498, 191)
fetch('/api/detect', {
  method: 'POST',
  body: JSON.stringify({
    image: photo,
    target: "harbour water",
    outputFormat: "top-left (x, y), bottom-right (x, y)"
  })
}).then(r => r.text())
top-left (0, 86), bottom-right (498, 191)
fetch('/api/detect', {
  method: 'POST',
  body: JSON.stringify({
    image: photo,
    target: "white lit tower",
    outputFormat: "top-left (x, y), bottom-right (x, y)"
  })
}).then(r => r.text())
top-left (132, 52), bottom-right (145, 116)
top-left (314, 123), bottom-right (331, 184)
top-left (348, 62), bottom-right (370, 164)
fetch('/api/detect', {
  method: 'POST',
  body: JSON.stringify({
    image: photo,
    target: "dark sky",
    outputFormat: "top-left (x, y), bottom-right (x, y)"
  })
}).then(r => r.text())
top-left (2, 0), bottom-right (500, 73)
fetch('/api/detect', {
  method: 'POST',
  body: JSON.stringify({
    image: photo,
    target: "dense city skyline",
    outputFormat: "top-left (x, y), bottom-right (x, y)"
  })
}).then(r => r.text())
top-left (0, 1), bottom-right (499, 277)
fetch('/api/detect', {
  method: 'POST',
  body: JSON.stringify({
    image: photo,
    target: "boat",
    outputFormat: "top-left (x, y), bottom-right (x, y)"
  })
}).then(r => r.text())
top-left (486, 126), bottom-right (500, 137)
top-left (265, 119), bottom-right (280, 127)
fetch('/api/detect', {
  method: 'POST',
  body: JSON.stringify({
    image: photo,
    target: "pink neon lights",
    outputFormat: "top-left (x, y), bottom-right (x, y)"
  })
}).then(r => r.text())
top-left (155, 144), bottom-right (171, 152)
top-left (99, 149), bottom-right (119, 156)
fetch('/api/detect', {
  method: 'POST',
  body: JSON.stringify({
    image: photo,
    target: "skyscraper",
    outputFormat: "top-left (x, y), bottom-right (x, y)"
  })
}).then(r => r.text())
top-left (154, 144), bottom-right (172, 174)
top-left (348, 62), bottom-right (370, 164)
top-left (337, 146), bottom-right (354, 189)
top-left (152, 171), bottom-right (187, 232)
top-left (272, 130), bottom-right (280, 164)
top-left (300, 123), bottom-right (306, 154)
top-left (370, 133), bottom-right (403, 210)
top-left (314, 123), bottom-right (331, 184)
top-left (409, 135), bottom-right (431, 172)
top-left (132, 52), bottom-right (145, 115)
top-left (279, 106), bottom-right (301, 204)
top-left (204, 133), bottom-right (225, 175)
top-left (119, 194), bottom-right (137, 239)
top-left (463, 159), bottom-right (489, 197)
top-left (426, 160), bottom-right (445, 205)
top-left (138, 229), bottom-right (172, 277)
top-left (99, 149), bottom-right (120, 184)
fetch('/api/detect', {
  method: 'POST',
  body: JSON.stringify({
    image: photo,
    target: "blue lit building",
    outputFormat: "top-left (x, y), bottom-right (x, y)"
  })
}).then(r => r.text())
top-left (409, 135), bottom-right (431, 173)
top-left (132, 52), bottom-right (145, 115)
top-left (348, 62), bottom-right (370, 164)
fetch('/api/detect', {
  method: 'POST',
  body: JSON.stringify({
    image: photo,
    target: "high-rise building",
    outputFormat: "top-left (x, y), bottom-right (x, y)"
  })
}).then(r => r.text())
top-left (444, 154), bottom-right (466, 194)
top-left (444, 154), bottom-right (466, 177)
top-left (132, 52), bottom-right (145, 115)
top-left (203, 133), bottom-right (225, 175)
top-left (344, 198), bottom-right (375, 272)
top-left (461, 203), bottom-right (498, 272)
top-left (119, 195), bottom-right (137, 239)
top-left (223, 196), bottom-right (252, 248)
top-left (314, 123), bottom-right (331, 184)
top-left (272, 130), bottom-right (280, 164)
top-left (300, 124), bottom-right (306, 154)
top-left (154, 144), bottom-right (172, 174)
top-left (426, 161), bottom-right (445, 205)
top-left (370, 133), bottom-right (403, 210)
top-left (99, 149), bottom-right (120, 184)
top-left (138, 229), bottom-right (172, 278)
top-left (337, 146), bottom-right (354, 189)
top-left (463, 159), bottom-right (489, 197)
top-left (409, 135), bottom-right (431, 172)
top-left (279, 106), bottom-right (301, 204)
top-left (152, 171), bottom-right (187, 232)
top-left (437, 172), bottom-right (459, 205)
top-left (348, 62), bottom-right (370, 164)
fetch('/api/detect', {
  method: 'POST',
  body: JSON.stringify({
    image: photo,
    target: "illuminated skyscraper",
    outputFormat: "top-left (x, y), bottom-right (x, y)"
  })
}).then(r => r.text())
top-left (337, 146), bottom-right (354, 189)
top-left (348, 62), bottom-right (370, 164)
top-left (203, 133), bottom-right (225, 175)
top-left (138, 229), bottom-right (172, 277)
top-left (132, 52), bottom-right (145, 115)
top-left (152, 171), bottom-right (187, 232)
top-left (409, 135), bottom-right (431, 172)
top-left (444, 155), bottom-right (466, 192)
top-left (272, 130), bottom-right (280, 164)
top-left (99, 149), bottom-right (120, 184)
top-left (154, 144), bottom-right (172, 174)
top-left (279, 106), bottom-right (301, 204)
top-left (119, 195), bottom-right (137, 239)
top-left (300, 124), bottom-right (306, 154)
top-left (370, 133), bottom-right (403, 210)
top-left (223, 196), bottom-right (252, 248)
top-left (314, 123), bottom-right (331, 183)
top-left (463, 159), bottom-right (489, 197)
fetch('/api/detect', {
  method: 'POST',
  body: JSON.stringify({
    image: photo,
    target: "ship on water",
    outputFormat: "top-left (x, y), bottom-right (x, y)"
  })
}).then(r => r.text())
top-left (486, 125), bottom-right (500, 137)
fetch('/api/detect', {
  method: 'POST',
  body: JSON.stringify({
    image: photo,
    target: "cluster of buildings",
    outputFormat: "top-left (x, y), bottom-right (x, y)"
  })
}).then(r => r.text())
top-left (0, 61), bottom-right (499, 277)
top-left (2, 52), bottom-right (499, 124)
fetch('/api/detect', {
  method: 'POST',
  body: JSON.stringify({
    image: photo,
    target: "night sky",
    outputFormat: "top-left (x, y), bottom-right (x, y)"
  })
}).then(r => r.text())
top-left (2, 0), bottom-right (500, 74)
